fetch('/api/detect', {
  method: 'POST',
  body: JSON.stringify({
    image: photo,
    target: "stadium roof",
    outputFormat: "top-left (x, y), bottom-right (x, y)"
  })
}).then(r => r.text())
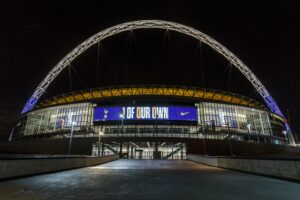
top-left (35, 85), bottom-right (267, 111)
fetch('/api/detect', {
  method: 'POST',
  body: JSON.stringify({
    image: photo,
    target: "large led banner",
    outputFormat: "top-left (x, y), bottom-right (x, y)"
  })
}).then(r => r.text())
top-left (94, 106), bottom-right (198, 122)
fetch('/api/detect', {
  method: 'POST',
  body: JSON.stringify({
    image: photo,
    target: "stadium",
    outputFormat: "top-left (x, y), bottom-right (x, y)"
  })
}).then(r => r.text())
top-left (8, 20), bottom-right (297, 158)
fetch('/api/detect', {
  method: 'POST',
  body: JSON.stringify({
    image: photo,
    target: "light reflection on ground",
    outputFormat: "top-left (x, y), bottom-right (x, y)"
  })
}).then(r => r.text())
top-left (0, 159), bottom-right (299, 200)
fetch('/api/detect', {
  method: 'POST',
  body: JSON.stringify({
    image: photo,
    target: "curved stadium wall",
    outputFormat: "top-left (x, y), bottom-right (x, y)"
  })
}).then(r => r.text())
top-left (15, 86), bottom-right (287, 145)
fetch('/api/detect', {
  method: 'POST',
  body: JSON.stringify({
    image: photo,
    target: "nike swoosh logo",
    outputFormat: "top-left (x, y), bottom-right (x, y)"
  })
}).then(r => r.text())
top-left (180, 112), bottom-right (189, 116)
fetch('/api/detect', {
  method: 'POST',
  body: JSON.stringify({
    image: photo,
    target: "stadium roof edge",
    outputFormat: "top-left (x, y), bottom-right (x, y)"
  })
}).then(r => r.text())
top-left (28, 85), bottom-right (267, 112)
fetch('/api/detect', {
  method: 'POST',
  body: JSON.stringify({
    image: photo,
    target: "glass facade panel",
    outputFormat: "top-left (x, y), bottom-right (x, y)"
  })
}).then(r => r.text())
top-left (23, 103), bottom-right (94, 136)
top-left (197, 102), bottom-right (272, 136)
top-left (19, 101), bottom-right (273, 138)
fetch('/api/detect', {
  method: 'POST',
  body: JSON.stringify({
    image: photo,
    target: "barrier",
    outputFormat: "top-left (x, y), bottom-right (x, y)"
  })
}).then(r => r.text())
top-left (0, 155), bottom-right (118, 179)
top-left (187, 154), bottom-right (300, 181)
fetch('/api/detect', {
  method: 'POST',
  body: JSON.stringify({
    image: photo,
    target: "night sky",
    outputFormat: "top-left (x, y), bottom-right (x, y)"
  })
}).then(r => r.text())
top-left (1, 0), bottom-right (300, 140)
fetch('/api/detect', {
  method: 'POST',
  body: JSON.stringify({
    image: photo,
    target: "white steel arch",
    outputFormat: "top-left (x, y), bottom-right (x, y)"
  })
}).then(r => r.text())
top-left (21, 20), bottom-right (292, 140)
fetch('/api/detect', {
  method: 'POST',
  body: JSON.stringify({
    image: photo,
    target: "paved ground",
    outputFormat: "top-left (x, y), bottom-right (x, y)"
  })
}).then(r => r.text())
top-left (0, 159), bottom-right (299, 200)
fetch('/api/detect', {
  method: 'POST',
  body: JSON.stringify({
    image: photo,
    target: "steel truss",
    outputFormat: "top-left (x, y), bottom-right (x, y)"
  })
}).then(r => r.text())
top-left (20, 20), bottom-right (294, 143)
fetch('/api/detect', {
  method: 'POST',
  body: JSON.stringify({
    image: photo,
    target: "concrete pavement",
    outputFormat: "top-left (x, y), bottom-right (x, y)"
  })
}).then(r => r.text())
top-left (0, 159), bottom-right (299, 200)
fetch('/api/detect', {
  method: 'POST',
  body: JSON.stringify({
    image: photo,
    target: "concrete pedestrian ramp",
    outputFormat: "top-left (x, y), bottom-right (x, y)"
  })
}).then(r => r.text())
top-left (0, 159), bottom-right (299, 200)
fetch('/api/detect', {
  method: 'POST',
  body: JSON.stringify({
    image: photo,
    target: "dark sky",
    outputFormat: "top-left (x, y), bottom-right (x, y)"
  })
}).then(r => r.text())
top-left (1, 0), bottom-right (300, 140)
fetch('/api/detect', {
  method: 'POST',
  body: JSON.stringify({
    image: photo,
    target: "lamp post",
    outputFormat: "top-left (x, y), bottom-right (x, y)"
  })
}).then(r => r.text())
top-left (8, 127), bottom-right (15, 142)
top-left (282, 130), bottom-right (288, 145)
top-left (226, 122), bottom-right (233, 156)
top-left (98, 129), bottom-right (104, 156)
top-left (119, 114), bottom-right (125, 134)
top-left (119, 113), bottom-right (125, 158)
top-left (246, 123), bottom-right (251, 134)
top-left (68, 121), bottom-right (76, 155)
top-left (202, 130), bottom-right (207, 155)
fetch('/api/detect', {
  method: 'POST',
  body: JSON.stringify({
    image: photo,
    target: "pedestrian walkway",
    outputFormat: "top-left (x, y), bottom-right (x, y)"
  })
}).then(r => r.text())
top-left (0, 159), bottom-right (299, 200)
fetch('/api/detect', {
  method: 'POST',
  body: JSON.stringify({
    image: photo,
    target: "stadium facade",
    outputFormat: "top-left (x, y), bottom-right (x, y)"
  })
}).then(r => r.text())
top-left (8, 20), bottom-right (297, 158)
top-left (13, 86), bottom-right (289, 159)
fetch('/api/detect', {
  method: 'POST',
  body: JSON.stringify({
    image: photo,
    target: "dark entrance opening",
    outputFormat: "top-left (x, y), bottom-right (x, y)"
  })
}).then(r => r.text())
top-left (92, 141), bottom-right (186, 159)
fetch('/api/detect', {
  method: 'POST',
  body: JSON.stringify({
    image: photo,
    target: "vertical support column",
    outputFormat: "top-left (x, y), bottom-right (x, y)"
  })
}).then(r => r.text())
top-left (171, 145), bottom-right (174, 160)
top-left (202, 136), bottom-right (207, 155)
top-left (227, 123), bottom-right (233, 156)
top-left (101, 143), bottom-right (105, 155)
top-left (201, 102), bottom-right (206, 136)
top-left (180, 144), bottom-right (183, 160)
top-left (153, 142), bottom-right (161, 159)
top-left (127, 143), bottom-right (130, 159)
top-left (98, 127), bottom-right (101, 156)
top-left (119, 142), bottom-right (123, 158)
top-left (131, 145), bottom-right (134, 159)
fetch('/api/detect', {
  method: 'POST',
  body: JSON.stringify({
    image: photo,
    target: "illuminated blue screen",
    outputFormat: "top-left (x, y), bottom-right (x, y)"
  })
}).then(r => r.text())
top-left (94, 106), bottom-right (198, 122)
